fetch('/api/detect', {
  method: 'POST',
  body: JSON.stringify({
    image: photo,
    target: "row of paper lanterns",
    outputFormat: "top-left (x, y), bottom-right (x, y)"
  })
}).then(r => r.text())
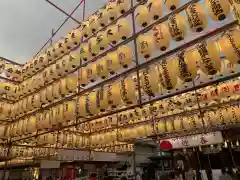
top-left (77, 56), bottom-right (239, 118)
top-left (85, 78), bottom-right (240, 133)
top-left (3, 0), bottom-right (235, 89)
top-left (10, 146), bottom-right (57, 158)
top-left (9, 16), bottom-right (239, 101)
top-left (4, 0), bottom-right (232, 81)
top-left (8, 74), bottom-right (77, 119)
top-left (16, 52), bottom-right (79, 99)
top-left (94, 143), bottom-right (134, 153)
top-left (4, 73), bottom-right (240, 137)
top-left (6, 100), bottom-right (76, 137)
top-left (0, 60), bottom-right (22, 81)
top-left (117, 106), bottom-right (240, 142)
top-left (136, 0), bottom-right (230, 29)
top-left (6, 104), bottom-right (240, 147)
top-left (14, 44), bottom-right (132, 100)
top-left (19, 0), bottom-right (230, 80)
top-left (20, 0), bottom-right (133, 79)
top-left (37, 132), bottom-right (89, 149)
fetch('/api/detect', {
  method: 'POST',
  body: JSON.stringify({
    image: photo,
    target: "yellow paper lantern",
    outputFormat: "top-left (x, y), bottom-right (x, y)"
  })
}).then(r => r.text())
top-left (59, 133), bottom-right (67, 146)
top-left (61, 56), bottom-right (69, 73)
top-left (218, 30), bottom-right (240, 64)
top-left (87, 62), bottom-right (98, 82)
top-left (185, 3), bottom-right (208, 32)
top-left (96, 31), bottom-right (109, 50)
top-left (96, 86), bottom-right (109, 112)
top-left (81, 21), bottom-right (92, 38)
top-left (68, 51), bottom-right (81, 70)
top-left (46, 85), bottom-right (54, 103)
top-left (29, 60), bottom-right (36, 74)
top-left (54, 61), bottom-right (63, 77)
top-left (87, 91), bottom-right (99, 115)
top-left (141, 66), bottom-right (160, 96)
top-left (27, 116), bottom-right (37, 134)
top-left (22, 98), bottom-right (28, 112)
top-left (60, 75), bottom-right (77, 95)
top-left (168, 13), bottom-right (186, 41)
top-left (106, 2), bottom-right (119, 21)
top-left (36, 73), bottom-right (45, 88)
top-left (78, 96), bottom-right (88, 117)
top-left (89, 37), bottom-right (100, 57)
top-left (196, 41), bottom-right (221, 75)
top-left (0, 60), bottom-right (5, 74)
top-left (79, 67), bottom-right (89, 86)
top-left (164, 0), bottom-right (180, 11)
top-left (88, 14), bottom-right (99, 33)
top-left (173, 117), bottom-right (182, 131)
top-left (2, 103), bottom-right (11, 118)
top-left (120, 77), bottom-right (137, 104)
top-left (5, 63), bottom-right (14, 77)
top-left (16, 120), bottom-right (23, 135)
top-left (117, 18), bottom-right (131, 40)
top-left (137, 34), bottom-right (155, 58)
top-left (58, 40), bottom-right (68, 56)
top-left (52, 82), bottom-right (61, 99)
top-left (40, 89), bottom-right (48, 105)
top-left (79, 43), bottom-right (91, 62)
top-left (166, 120), bottom-right (173, 133)
top-left (42, 110), bottom-right (51, 129)
top-left (147, 0), bottom-right (163, 20)
top-left (108, 82), bottom-right (122, 108)
top-left (33, 93), bottom-right (41, 109)
top-left (56, 104), bottom-right (64, 124)
top-left (44, 47), bottom-right (55, 64)
top-left (117, 45), bottom-right (132, 68)
top-left (106, 51), bottom-right (121, 75)
top-left (158, 58), bottom-right (178, 90)
top-left (206, 0), bottom-right (230, 21)
top-left (204, 110), bottom-right (219, 126)
top-left (60, 78), bottom-right (68, 96)
top-left (66, 29), bottom-right (82, 49)
top-left (117, 0), bottom-right (130, 14)
top-left (152, 23), bottom-right (171, 51)
top-left (97, 8), bottom-right (109, 27)
top-left (51, 107), bottom-right (58, 127)
top-left (66, 74), bottom-right (78, 93)
top-left (42, 68), bottom-right (52, 83)
top-left (135, 5), bottom-right (150, 27)
top-left (27, 95), bottom-right (33, 111)
top-left (107, 24), bottom-right (120, 44)
top-left (177, 50), bottom-right (198, 82)
top-left (63, 101), bottom-right (76, 122)
top-left (97, 58), bottom-right (109, 79)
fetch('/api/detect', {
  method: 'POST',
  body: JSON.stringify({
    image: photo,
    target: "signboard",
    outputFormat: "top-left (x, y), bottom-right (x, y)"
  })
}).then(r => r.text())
top-left (159, 131), bottom-right (223, 149)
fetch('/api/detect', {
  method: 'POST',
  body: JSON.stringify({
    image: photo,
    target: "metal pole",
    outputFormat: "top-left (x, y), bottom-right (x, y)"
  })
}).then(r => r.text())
top-left (131, 0), bottom-right (142, 106)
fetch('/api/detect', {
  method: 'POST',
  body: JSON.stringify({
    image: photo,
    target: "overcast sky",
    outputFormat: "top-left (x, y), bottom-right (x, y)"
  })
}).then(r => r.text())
top-left (0, 0), bottom-right (107, 64)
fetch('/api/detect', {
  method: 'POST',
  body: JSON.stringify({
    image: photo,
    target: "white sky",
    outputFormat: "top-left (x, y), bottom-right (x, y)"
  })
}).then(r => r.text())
top-left (0, 0), bottom-right (107, 64)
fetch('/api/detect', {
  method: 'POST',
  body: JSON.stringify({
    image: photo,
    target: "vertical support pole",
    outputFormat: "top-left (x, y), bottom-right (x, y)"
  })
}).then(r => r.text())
top-left (130, 0), bottom-right (138, 176)
top-left (82, 0), bottom-right (86, 21)
top-left (50, 29), bottom-right (55, 47)
top-left (132, 151), bottom-right (136, 176)
top-left (131, 0), bottom-right (142, 106)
